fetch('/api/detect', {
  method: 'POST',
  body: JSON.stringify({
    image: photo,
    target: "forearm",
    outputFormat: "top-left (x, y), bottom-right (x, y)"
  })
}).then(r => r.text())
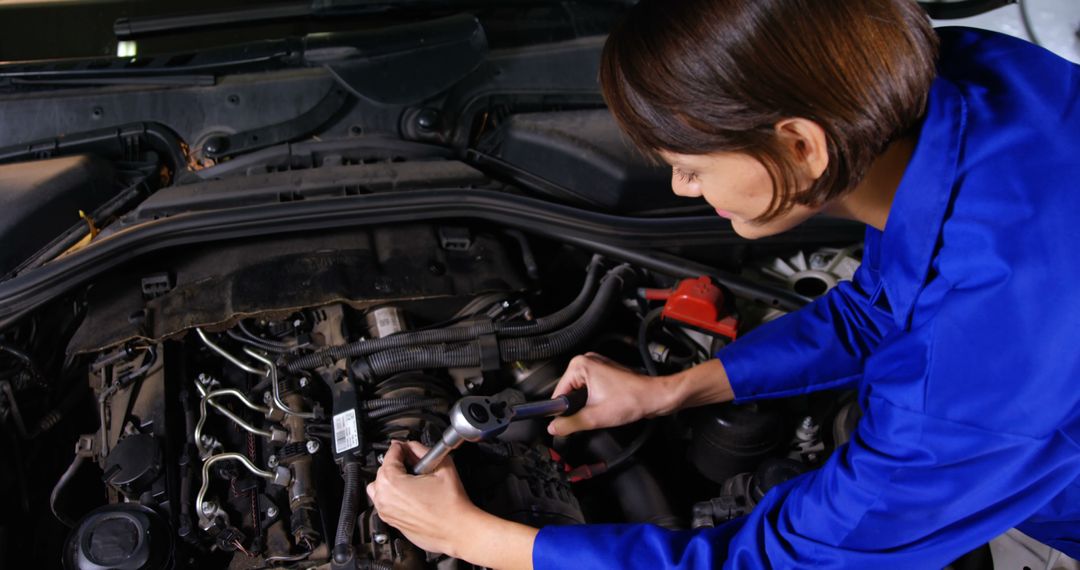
top-left (656, 358), bottom-right (734, 414)
top-left (453, 509), bottom-right (538, 570)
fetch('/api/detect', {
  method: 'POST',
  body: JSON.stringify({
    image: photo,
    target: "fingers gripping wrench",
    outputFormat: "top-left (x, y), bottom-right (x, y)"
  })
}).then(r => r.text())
top-left (410, 389), bottom-right (588, 475)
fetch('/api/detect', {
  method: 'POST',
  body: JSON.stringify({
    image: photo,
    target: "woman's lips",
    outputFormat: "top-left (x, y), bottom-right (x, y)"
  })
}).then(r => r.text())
top-left (715, 209), bottom-right (735, 219)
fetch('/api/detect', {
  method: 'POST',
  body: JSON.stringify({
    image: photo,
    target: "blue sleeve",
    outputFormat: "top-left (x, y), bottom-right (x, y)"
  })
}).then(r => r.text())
top-left (533, 283), bottom-right (1080, 569)
top-left (534, 397), bottom-right (1074, 569)
top-left (718, 236), bottom-right (895, 402)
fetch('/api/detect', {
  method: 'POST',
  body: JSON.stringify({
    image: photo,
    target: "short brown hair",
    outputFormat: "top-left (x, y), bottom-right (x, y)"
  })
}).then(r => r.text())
top-left (600, 0), bottom-right (939, 221)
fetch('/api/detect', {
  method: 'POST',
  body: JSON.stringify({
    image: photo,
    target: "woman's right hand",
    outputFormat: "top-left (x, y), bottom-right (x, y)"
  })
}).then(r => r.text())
top-left (547, 352), bottom-right (678, 436)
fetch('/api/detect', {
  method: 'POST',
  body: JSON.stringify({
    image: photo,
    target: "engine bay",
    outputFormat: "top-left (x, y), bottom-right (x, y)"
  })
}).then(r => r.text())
top-left (0, 9), bottom-right (873, 568)
top-left (13, 224), bottom-right (864, 569)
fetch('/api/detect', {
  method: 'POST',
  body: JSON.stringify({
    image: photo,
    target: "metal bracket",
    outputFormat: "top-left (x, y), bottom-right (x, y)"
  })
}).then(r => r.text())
top-left (76, 433), bottom-right (97, 458)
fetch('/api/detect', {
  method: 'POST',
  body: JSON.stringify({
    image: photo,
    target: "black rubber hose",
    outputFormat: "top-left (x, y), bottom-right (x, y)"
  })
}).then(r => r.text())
top-left (495, 255), bottom-right (603, 336)
top-left (287, 322), bottom-right (491, 372)
top-left (285, 258), bottom-right (603, 372)
top-left (498, 265), bottom-right (631, 362)
top-left (0, 343), bottom-right (40, 379)
top-left (583, 305), bottom-right (662, 474)
top-left (226, 327), bottom-right (299, 354)
top-left (333, 461), bottom-right (362, 564)
top-left (356, 265), bottom-right (630, 379)
top-left (637, 307), bottom-right (664, 377)
top-left (586, 432), bottom-right (680, 529)
top-left (364, 343), bottom-right (480, 379)
top-left (50, 454), bottom-right (86, 528)
top-left (178, 386), bottom-right (197, 541)
top-left (238, 321), bottom-right (297, 350)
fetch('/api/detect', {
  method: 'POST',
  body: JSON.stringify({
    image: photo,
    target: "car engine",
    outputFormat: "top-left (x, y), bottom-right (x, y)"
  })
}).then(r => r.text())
top-left (19, 226), bottom-right (864, 569)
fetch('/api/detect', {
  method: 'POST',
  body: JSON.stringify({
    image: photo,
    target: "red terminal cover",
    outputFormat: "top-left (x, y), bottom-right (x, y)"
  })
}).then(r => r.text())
top-left (657, 277), bottom-right (739, 339)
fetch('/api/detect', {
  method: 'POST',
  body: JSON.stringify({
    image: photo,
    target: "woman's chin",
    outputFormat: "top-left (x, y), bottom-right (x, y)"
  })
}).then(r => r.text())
top-left (730, 219), bottom-right (772, 240)
top-left (731, 206), bottom-right (823, 240)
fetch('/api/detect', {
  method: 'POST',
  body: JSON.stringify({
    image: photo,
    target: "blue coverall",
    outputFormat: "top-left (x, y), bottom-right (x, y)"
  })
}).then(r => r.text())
top-left (534, 28), bottom-right (1080, 569)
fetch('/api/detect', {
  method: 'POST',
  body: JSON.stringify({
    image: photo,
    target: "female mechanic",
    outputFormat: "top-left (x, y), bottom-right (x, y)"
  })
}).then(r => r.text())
top-left (367, 0), bottom-right (1080, 567)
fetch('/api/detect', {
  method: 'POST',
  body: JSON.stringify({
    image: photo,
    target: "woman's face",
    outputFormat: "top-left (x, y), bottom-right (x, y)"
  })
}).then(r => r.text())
top-left (658, 150), bottom-right (823, 240)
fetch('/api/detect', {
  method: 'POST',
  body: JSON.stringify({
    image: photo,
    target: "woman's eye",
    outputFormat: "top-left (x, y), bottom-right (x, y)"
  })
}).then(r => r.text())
top-left (674, 169), bottom-right (697, 183)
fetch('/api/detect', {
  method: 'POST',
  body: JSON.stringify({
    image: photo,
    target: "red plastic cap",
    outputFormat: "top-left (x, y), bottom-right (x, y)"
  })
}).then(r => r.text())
top-left (660, 277), bottom-right (739, 339)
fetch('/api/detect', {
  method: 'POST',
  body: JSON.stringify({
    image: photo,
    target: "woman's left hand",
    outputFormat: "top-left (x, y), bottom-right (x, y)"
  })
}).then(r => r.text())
top-left (367, 440), bottom-right (479, 557)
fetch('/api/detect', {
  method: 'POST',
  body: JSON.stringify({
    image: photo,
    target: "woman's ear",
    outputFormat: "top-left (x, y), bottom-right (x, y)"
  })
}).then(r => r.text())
top-left (774, 118), bottom-right (829, 182)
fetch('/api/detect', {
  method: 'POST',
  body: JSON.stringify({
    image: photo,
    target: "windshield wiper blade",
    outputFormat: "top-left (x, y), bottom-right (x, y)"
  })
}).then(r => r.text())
top-left (114, 0), bottom-right (632, 40)
top-left (10, 75), bottom-right (216, 87)
top-left (115, 3), bottom-right (313, 40)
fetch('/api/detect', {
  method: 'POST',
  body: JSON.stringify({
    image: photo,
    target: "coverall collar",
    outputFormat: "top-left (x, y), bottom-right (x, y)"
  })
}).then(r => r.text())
top-left (877, 76), bottom-right (968, 329)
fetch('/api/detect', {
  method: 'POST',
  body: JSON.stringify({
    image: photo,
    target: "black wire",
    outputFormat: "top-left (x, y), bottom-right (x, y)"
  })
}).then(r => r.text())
top-left (0, 344), bottom-right (40, 379)
top-left (226, 321), bottom-right (310, 358)
top-left (637, 308), bottom-right (664, 377)
top-left (227, 328), bottom-right (283, 353)
top-left (410, 296), bottom-right (508, 333)
top-left (583, 306), bottom-right (666, 474)
top-left (50, 454), bottom-right (86, 527)
top-left (115, 346), bottom-right (157, 387)
top-left (238, 320), bottom-right (299, 350)
top-left (604, 422), bottom-right (656, 472)
top-left (1019, 0), bottom-right (1043, 46)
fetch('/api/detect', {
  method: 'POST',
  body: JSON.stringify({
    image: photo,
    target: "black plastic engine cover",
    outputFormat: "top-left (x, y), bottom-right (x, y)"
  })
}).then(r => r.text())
top-left (476, 110), bottom-right (687, 213)
top-left (67, 224), bottom-right (528, 353)
top-left (0, 154), bottom-right (115, 275)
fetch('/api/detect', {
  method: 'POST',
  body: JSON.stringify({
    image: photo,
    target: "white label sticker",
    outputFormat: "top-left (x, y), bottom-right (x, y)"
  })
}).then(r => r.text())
top-left (333, 409), bottom-right (359, 454)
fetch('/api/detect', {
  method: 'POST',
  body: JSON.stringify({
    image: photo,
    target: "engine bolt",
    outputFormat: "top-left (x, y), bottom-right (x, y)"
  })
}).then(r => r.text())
top-left (268, 455), bottom-right (279, 468)
top-left (263, 392), bottom-right (273, 405)
top-left (373, 533), bottom-right (389, 545)
top-left (306, 440), bottom-right (320, 454)
top-left (202, 136), bottom-right (227, 156)
top-left (201, 501), bottom-right (216, 515)
top-left (299, 376), bottom-right (309, 389)
top-left (267, 506), bottom-right (279, 518)
top-left (415, 108), bottom-right (439, 131)
top-left (198, 373), bottom-right (211, 384)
